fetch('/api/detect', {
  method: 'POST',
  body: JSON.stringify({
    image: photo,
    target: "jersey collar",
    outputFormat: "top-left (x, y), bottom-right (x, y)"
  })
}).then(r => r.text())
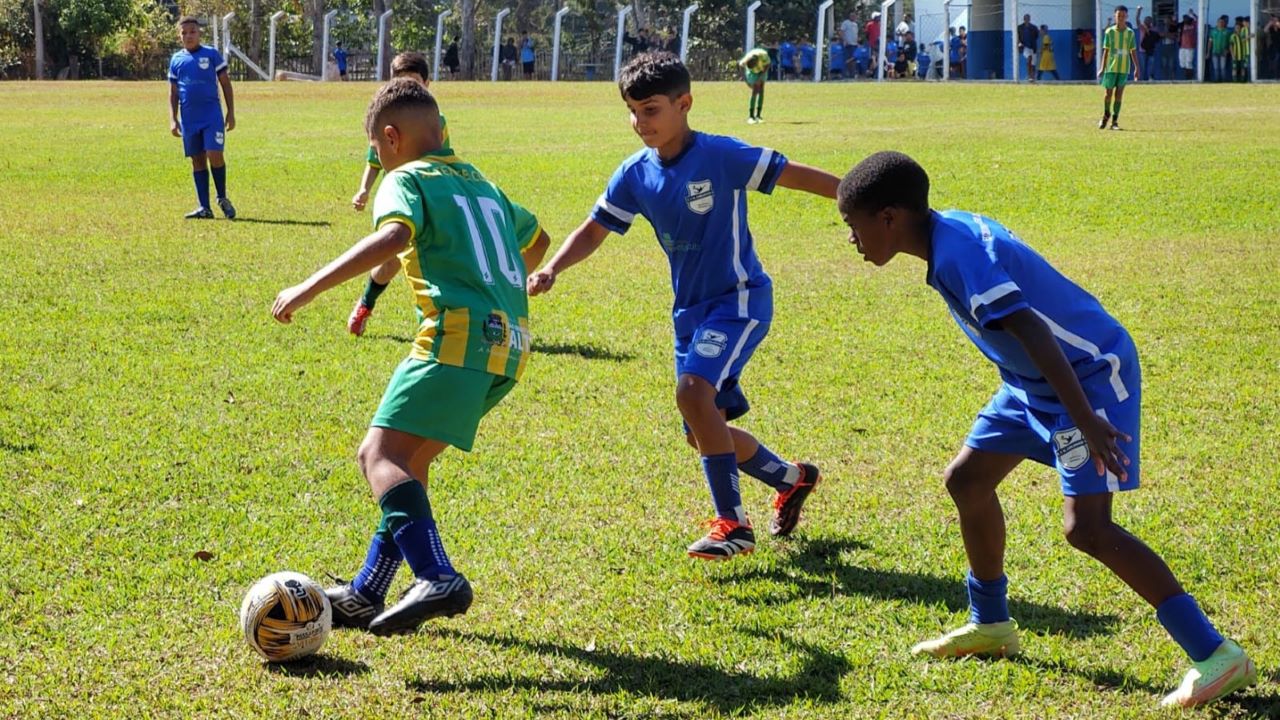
top-left (651, 131), bottom-right (699, 168)
top-left (924, 210), bottom-right (941, 287)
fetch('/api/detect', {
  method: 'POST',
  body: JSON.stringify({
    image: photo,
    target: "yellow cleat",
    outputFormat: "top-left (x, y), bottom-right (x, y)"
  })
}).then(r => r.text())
top-left (1160, 639), bottom-right (1257, 708)
top-left (911, 620), bottom-right (1021, 659)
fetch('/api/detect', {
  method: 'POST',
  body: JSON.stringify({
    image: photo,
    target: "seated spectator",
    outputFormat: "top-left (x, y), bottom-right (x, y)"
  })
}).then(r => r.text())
top-left (894, 50), bottom-right (908, 77)
top-left (902, 32), bottom-right (919, 76)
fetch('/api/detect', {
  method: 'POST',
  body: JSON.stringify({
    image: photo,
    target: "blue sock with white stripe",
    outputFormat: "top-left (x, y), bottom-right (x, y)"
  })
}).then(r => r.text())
top-left (380, 480), bottom-right (456, 580)
top-left (967, 571), bottom-right (1010, 624)
top-left (702, 453), bottom-right (746, 523)
top-left (738, 444), bottom-right (799, 490)
top-left (350, 534), bottom-right (401, 603)
top-left (1157, 593), bottom-right (1224, 662)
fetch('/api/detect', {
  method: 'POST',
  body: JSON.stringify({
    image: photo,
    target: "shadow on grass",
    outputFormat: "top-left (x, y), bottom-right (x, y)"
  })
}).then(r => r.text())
top-left (409, 628), bottom-right (850, 716)
top-left (532, 340), bottom-right (637, 362)
top-left (0, 439), bottom-right (37, 454)
top-left (265, 653), bottom-right (370, 678)
top-left (728, 537), bottom-right (1119, 639)
top-left (1218, 668), bottom-right (1280, 719)
top-left (233, 218), bottom-right (332, 227)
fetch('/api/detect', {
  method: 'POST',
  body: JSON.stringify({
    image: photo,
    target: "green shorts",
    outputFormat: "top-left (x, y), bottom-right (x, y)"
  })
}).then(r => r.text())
top-left (1101, 71), bottom-right (1128, 89)
top-left (371, 358), bottom-right (516, 452)
top-left (744, 70), bottom-right (765, 87)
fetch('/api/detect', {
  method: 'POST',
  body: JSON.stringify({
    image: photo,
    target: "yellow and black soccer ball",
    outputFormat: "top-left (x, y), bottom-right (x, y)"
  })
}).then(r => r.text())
top-left (238, 571), bottom-right (332, 662)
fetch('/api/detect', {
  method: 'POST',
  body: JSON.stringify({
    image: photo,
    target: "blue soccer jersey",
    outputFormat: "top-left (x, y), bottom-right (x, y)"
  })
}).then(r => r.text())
top-left (590, 132), bottom-right (787, 336)
top-left (926, 210), bottom-right (1139, 414)
top-left (168, 45), bottom-right (227, 128)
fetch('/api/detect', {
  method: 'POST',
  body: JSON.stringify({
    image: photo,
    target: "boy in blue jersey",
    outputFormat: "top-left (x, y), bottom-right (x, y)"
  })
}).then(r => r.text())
top-left (168, 17), bottom-right (236, 220)
top-left (528, 52), bottom-right (841, 560)
top-left (837, 151), bottom-right (1257, 709)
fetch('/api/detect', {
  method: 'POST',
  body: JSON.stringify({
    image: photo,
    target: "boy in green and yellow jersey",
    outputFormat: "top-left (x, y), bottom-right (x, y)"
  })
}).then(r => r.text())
top-left (1231, 17), bottom-right (1251, 82)
top-left (273, 78), bottom-right (549, 636)
top-left (347, 52), bottom-right (453, 337)
top-left (738, 47), bottom-right (771, 124)
top-left (1098, 5), bottom-right (1140, 130)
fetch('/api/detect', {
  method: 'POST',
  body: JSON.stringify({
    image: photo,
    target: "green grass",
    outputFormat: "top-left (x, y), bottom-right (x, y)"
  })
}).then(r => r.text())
top-left (1, 79), bottom-right (1278, 718)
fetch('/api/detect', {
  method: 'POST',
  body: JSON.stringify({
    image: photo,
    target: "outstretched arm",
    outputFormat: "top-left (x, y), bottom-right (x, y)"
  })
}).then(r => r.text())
top-left (774, 161), bottom-right (840, 199)
top-left (272, 222), bottom-right (411, 323)
top-left (999, 308), bottom-right (1131, 480)
top-left (526, 219), bottom-right (610, 296)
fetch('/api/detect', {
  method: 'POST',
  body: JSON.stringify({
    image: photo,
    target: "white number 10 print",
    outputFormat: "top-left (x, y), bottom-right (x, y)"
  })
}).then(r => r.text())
top-left (453, 194), bottom-right (524, 288)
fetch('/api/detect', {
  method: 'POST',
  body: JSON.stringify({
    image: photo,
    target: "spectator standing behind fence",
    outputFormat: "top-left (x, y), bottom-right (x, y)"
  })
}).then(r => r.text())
top-left (897, 14), bottom-right (913, 44)
top-left (1159, 18), bottom-right (1177, 79)
top-left (902, 32), bottom-right (918, 77)
top-left (866, 12), bottom-right (883, 74)
top-left (840, 12), bottom-right (859, 76)
top-left (950, 27), bottom-right (967, 78)
top-left (1231, 17), bottom-right (1250, 82)
top-left (1078, 28), bottom-right (1096, 74)
top-left (1139, 18), bottom-right (1159, 80)
top-left (1267, 15), bottom-right (1280, 78)
top-left (334, 44), bottom-right (348, 81)
top-left (1178, 13), bottom-right (1198, 79)
top-left (520, 34), bottom-right (535, 79)
top-left (799, 38), bottom-right (816, 77)
top-left (444, 38), bottom-right (460, 77)
top-left (1209, 16), bottom-right (1231, 82)
top-left (501, 38), bottom-right (516, 81)
top-left (779, 38), bottom-right (797, 79)
top-left (1038, 26), bottom-right (1060, 80)
top-left (1019, 15), bottom-right (1039, 81)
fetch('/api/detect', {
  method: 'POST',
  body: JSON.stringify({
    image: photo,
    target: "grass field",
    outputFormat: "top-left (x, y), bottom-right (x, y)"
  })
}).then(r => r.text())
top-left (1, 79), bottom-right (1278, 719)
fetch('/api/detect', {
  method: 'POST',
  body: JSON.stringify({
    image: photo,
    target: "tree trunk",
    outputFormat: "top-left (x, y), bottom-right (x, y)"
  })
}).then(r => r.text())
top-left (459, 0), bottom-right (477, 79)
top-left (307, 0), bottom-right (325, 75)
top-left (632, 0), bottom-right (647, 31)
top-left (249, 0), bottom-right (263, 65)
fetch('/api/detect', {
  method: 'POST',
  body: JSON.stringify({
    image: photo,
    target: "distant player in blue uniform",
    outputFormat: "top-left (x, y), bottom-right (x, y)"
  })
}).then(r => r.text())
top-left (527, 52), bottom-right (841, 560)
top-left (836, 151), bottom-right (1256, 709)
top-left (334, 44), bottom-right (349, 80)
top-left (168, 16), bottom-right (236, 219)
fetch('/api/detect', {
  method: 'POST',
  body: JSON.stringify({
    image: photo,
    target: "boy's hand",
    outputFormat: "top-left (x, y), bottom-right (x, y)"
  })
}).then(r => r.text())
top-left (1078, 413), bottom-right (1132, 481)
top-left (352, 189), bottom-right (369, 211)
top-left (225, 112), bottom-right (236, 132)
top-left (527, 268), bottom-right (556, 296)
top-left (272, 284), bottom-right (313, 324)
top-left (170, 119), bottom-right (181, 137)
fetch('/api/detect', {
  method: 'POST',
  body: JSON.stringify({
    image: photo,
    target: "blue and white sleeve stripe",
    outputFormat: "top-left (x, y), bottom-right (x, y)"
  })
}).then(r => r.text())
top-left (591, 194), bottom-right (634, 235)
top-left (968, 281), bottom-right (1029, 327)
top-left (747, 148), bottom-right (788, 194)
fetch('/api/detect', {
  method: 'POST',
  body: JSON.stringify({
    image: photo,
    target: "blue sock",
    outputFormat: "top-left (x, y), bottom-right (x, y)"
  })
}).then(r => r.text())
top-left (738, 444), bottom-right (798, 490)
top-left (967, 571), bottom-right (1010, 624)
top-left (350, 534), bottom-right (402, 602)
top-left (380, 480), bottom-right (455, 580)
top-left (1157, 593), bottom-right (1224, 662)
top-left (702, 453), bottom-right (745, 523)
top-left (210, 164), bottom-right (227, 199)
top-left (192, 169), bottom-right (210, 209)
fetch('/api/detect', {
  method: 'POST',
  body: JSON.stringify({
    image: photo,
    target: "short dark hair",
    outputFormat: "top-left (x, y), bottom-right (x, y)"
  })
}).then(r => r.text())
top-left (618, 51), bottom-right (691, 101)
top-left (1115, 4), bottom-right (1128, 12)
top-left (837, 151), bottom-right (930, 215)
top-left (365, 77), bottom-right (439, 137)
top-left (390, 51), bottom-right (430, 80)
top-left (177, 16), bottom-right (201, 27)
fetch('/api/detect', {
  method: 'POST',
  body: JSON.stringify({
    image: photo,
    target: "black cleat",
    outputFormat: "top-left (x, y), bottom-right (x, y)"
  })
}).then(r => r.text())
top-left (217, 196), bottom-right (237, 219)
top-left (1098, 115), bottom-right (1110, 130)
top-left (185, 206), bottom-right (214, 219)
top-left (1109, 122), bottom-right (1121, 131)
top-left (367, 573), bottom-right (473, 636)
top-left (769, 463), bottom-right (821, 537)
top-left (325, 581), bottom-right (383, 630)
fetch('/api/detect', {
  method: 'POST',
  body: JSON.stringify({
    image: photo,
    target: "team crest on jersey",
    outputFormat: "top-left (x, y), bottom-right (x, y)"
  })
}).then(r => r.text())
top-left (483, 313), bottom-right (507, 345)
top-left (685, 180), bottom-right (714, 214)
top-left (693, 329), bottom-right (728, 358)
top-left (1052, 427), bottom-right (1090, 471)
top-left (215, 131), bottom-right (224, 145)
top-left (198, 56), bottom-right (210, 70)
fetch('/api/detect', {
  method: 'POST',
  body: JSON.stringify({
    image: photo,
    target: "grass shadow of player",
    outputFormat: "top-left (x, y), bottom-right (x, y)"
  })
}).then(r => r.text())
top-left (265, 653), bottom-right (370, 678)
top-left (233, 218), bottom-right (332, 227)
top-left (725, 537), bottom-right (1119, 639)
top-left (409, 628), bottom-right (850, 715)
top-left (1216, 668), bottom-right (1280, 719)
top-left (532, 340), bottom-right (637, 362)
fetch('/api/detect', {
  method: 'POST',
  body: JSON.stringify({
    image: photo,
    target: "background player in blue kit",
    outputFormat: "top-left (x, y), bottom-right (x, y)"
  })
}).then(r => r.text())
top-left (527, 52), bottom-right (841, 560)
top-left (837, 151), bottom-right (1256, 709)
top-left (168, 16), bottom-right (236, 220)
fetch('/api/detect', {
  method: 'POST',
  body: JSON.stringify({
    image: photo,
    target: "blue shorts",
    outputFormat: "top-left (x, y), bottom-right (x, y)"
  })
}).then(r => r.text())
top-left (674, 315), bottom-right (770, 429)
top-left (965, 384), bottom-right (1141, 496)
top-left (182, 119), bottom-right (225, 157)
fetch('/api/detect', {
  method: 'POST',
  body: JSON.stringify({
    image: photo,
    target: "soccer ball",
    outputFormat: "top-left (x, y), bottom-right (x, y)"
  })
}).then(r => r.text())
top-left (238, 571), bottom-right (332, 662)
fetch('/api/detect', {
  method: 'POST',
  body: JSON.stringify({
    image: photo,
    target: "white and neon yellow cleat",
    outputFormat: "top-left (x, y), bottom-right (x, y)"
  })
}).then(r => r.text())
top-left (911, 620), bottom-right (1020, 659)
top-left (1160, 639), bottom-right (1257, 708)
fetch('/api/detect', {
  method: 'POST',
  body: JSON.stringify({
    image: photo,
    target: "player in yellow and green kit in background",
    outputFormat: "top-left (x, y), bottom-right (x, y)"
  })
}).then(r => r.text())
top-left (1098, 5), bottom-right (1139, 130)
top-left (739, 47), bottom-right (771, 124)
